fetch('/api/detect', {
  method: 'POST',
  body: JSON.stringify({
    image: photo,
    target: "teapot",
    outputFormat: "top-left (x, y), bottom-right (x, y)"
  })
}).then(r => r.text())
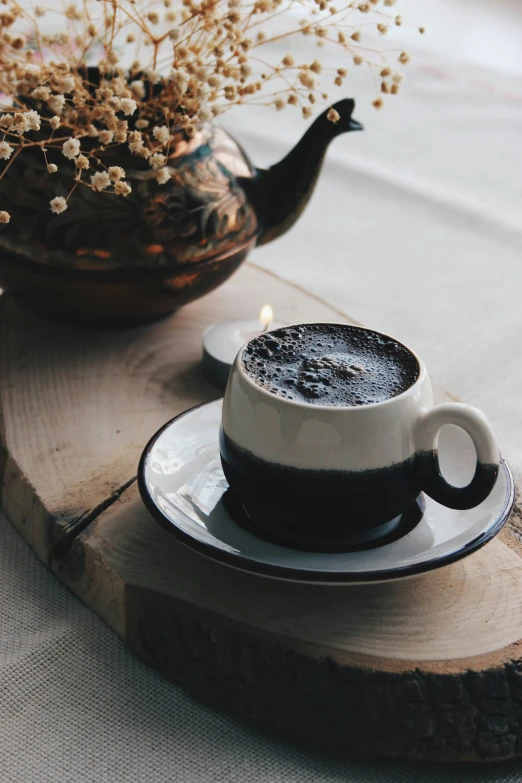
top-left (0, 99), bottom-right (362, 325)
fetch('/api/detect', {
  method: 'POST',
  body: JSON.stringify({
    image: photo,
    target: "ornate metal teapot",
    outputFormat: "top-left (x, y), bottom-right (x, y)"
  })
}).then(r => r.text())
top-left (0, 98), bottom-right (362, 324)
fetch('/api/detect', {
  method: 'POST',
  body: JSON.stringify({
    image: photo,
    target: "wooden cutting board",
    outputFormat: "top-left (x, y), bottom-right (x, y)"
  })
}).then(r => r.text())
top-left (1, 262), bottom-right (521, 763)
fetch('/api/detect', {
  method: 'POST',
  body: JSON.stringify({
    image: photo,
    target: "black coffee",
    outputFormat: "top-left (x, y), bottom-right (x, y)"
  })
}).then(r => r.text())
top-left (241, 324), bottom-right (419, 406)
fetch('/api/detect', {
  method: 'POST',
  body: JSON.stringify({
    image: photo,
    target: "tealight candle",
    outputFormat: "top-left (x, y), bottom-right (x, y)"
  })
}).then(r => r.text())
top-left (202, 305), bottom-right (285, 390)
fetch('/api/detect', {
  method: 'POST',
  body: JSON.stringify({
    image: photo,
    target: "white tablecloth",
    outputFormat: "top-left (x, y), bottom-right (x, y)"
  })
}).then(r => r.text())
top-left (2, 1), bottom-right (522, 779)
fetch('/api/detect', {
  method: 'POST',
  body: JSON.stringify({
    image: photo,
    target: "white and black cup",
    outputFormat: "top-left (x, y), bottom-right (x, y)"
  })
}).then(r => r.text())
top-left (220, 324), bottom-right (500, 550)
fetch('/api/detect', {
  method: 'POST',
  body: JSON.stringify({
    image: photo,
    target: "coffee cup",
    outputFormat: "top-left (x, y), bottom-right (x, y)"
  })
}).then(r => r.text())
top-left (220, 323), bottom-right (500, 550)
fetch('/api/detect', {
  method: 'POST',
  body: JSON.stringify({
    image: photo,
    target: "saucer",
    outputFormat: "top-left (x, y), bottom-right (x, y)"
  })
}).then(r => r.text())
top-left (138, 400), bottom-right (514, 585)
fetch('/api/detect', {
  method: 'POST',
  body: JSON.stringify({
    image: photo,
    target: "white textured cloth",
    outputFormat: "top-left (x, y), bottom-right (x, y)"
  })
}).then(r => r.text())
top-left (3, 1), bottom-right (522, 780)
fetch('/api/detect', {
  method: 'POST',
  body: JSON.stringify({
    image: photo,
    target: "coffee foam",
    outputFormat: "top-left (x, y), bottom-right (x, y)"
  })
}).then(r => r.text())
top-left (241, 324), bottom-right (419, 407)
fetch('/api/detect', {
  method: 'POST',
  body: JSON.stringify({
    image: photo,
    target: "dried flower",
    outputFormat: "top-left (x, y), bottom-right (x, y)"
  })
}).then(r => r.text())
top-left (48, 94), bottom-right (65, 115)
top-left (0, 211), bottom-right (10, 224)
top-left (149, 152), bottom-right (166, 169)
top-left (90, 171), bottom-right (111, 191)
top-left (13, 113), bottom-right (29, 135)
top-left (155, 168), bottom-right (171, 185)
top-left (99, 130), bottom-right (114, 145)
top-left (128, 140), bottom-right (143, 154)
top-left (120, 98), bottom-right (137, 116)
top-left (299, 72), bottom-right (316, 89)
top-left (153, 126), bottom-right (171, 145)
top-left (26, 110), bottom-right (41, 131)
top-left (114, 180), bottom-right (131, 196)
top-left (0, 0), bottom-right (421, 216)
top-left (62, 138), bottom-right (81, 159)
top-left (327, 107), bottom-right (340, 123)
top-left (32, 86), bottom-right (51, 100)
top-left (372, 98), bottom-right (383, 109)
top-left (0, 141), bottom-right (14, 160)
top-left (0, 11), bottom-right (15, 25)
top-left (108, 166), bottom-right (126, 181)
top-left (50, 197), bottom-right (68, 214)
top-left (130, 80), bottom-right (146, 99)
top-left (198, 106), bottom-right (211, 122)
top-left (55, 76), bottom-right (75, 93)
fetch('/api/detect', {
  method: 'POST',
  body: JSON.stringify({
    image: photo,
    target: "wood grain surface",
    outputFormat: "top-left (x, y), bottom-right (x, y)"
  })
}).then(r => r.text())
top-left (1, 263), bottom-right (521, 762)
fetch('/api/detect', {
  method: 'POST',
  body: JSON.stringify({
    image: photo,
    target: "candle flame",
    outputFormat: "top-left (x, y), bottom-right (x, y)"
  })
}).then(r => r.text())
top-left (259, 304), bottom-right (273, 331)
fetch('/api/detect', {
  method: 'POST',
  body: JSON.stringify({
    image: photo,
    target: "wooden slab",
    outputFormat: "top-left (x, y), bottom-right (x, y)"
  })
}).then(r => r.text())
top-left (1, 263), bottom-right (522, 763)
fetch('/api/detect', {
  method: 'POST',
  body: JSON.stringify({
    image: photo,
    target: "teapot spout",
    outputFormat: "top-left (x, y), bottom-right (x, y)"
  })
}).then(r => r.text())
top-left (243, 99), bottom-right (363, 246)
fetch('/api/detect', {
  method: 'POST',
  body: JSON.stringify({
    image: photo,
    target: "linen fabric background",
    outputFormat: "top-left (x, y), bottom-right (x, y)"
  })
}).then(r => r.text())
top-left (2, 0), bottom-right (522, 779)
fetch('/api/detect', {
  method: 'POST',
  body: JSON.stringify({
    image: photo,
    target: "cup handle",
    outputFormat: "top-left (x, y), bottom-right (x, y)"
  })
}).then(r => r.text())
top-left (415, 403), bottom-right (500, 509)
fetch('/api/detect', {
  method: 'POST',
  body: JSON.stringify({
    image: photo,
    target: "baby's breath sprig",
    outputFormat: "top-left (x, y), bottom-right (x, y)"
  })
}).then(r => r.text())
top-left (0, 0), bottom-right (422, 221)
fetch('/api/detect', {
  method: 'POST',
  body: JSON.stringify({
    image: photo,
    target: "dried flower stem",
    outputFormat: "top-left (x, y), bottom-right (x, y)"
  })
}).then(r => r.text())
top-left (0, 0), bottom-right (422, 221)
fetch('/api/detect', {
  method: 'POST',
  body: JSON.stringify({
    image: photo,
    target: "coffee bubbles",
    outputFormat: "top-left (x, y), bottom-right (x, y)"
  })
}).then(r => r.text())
top-left (242, 324), bottom-right (419, 406)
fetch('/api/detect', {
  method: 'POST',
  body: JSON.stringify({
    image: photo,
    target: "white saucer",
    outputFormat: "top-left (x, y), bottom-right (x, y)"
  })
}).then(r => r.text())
top-left (138, 400), bottom-right (514, 585)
